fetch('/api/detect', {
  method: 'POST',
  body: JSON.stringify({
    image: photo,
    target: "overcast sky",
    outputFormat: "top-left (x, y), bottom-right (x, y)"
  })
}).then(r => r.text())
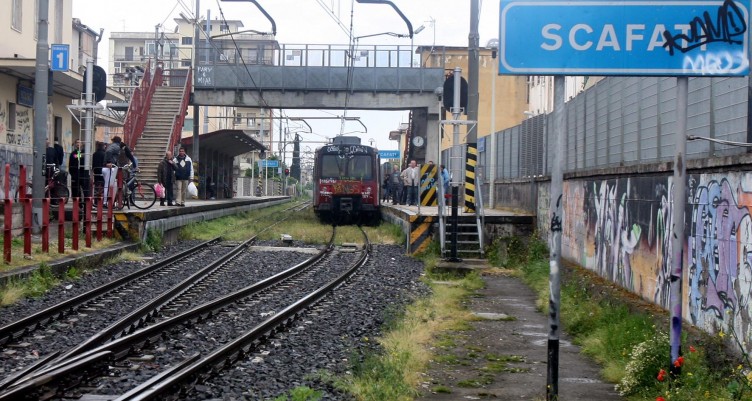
top-left (72, 0), bottom-right (501, 152)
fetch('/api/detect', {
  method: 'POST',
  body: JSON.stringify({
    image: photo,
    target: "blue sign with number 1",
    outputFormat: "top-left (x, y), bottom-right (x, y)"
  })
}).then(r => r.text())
top-left (50, 44), bottom-right (69, 72)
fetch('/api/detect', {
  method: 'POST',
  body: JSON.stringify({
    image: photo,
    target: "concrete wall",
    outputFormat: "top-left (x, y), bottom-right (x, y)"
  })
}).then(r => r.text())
top-left (515, 158), bottom-right (752, 355)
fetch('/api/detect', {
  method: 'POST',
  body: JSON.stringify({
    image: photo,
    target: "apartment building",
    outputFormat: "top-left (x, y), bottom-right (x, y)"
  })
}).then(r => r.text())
top-left (0, 0), bottom-right (109, 178)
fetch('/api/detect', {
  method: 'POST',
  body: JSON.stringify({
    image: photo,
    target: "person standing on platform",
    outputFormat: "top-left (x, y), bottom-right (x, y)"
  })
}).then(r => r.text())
top-left (173, 147), bottom-right (194, 207)
top-left (440, 164), bottom-right (450, 206)
top-left (53, 137), bottom-right (65, 168)
top-left (103, 136), bottom-right (137, 207)
top-left (69, 139), bottom-right (89, 200)
top-left (388, 165), bottom-right (402, 205)
top-left (404, 160), bottom-right (420, 206)
top-left (157, 150), bottom-right (175, 206)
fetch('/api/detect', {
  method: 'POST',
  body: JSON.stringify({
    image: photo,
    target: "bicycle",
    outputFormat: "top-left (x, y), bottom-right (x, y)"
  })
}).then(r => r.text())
top-left (111, 163), bottom-right (157, 210)
top-left (14, 164), bottom-right (70, 208)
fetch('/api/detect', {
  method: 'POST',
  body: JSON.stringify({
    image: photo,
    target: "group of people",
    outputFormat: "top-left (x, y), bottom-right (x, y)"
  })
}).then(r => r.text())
top-left (51, 136), bottom-right (195, 208)
top-left (382, 160), bottom-right (451, 206)
top-left (156, 147), bottom-right (194, 207)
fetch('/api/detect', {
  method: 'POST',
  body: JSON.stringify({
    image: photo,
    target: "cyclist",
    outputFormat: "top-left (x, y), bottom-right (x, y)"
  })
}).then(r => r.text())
top-left (103, 136), bottom-right (137, 207)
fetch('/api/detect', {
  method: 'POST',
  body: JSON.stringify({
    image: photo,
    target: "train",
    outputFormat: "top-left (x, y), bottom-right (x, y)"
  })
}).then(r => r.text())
top-left (312, 136), bottom-right (381, 224)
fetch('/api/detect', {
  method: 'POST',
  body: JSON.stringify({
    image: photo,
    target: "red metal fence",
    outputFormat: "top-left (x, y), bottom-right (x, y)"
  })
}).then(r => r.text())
top-left (122, 61), bottom-right (165, 147)
top-left (2, 164), bottom-right (117, 264)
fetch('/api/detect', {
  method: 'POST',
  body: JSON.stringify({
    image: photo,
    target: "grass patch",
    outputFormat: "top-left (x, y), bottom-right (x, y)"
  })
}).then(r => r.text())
top-left (0, 234), bottom-right (116, 273)
top-left (141, 228), bottom-right (163, 252)
top-left (178, 202), bottom-right (403, 246)
top-left (431, 385), bottom-right (451, 394)
top-left (434, 354), bottom-right (461, 365)
top-left (343, 275), bottom-right (479, 401)
top-left (273, 386), bottom-right (323, 401)
top-left (0, 283), bottom-right (24, 306)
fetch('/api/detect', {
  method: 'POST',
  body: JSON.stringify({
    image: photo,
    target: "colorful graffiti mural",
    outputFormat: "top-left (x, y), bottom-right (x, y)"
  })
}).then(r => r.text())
top-left (557, 173), bottom-right (752, 354)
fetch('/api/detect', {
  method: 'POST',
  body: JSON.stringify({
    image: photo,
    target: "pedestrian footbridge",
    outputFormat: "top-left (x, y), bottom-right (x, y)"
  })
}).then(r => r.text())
top-left (192, 44), bottom-right (445, 110)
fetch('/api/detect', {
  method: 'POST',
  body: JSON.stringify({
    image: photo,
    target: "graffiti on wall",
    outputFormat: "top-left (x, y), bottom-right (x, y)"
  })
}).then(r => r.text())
top-left (0, 144), bottom-right (34, 199)
top-left (687, 177), bottom-right (752, 351)
top-left (0, 103), bottom-right (7, 142)
top-left (7, 109), bottom-right (31, 147)
top-left (560, 173), bottom-right (752, 353)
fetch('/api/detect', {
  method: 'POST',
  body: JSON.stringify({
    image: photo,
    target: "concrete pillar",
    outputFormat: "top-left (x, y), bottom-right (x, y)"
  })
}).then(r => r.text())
top-left (426, 112), bottom-right (440, 165)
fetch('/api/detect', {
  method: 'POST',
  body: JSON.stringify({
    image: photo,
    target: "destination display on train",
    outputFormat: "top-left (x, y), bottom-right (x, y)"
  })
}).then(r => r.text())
top-left (498, 0), bottom-right (750, 76)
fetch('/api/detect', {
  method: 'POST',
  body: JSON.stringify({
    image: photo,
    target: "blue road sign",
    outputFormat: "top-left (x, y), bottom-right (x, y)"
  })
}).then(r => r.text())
top-left (50, 44), bottom-right (69, 72)
top-left (378, 150), bottom-right (400, 159)
top-left (258, 160), bottom-right (279, 168)
top-left (499, 0), bottom-right (750, 76)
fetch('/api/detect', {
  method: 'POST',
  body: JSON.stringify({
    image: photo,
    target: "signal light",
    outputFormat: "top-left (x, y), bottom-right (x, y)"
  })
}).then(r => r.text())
top-left (284, 168), bottom-right (290, 176)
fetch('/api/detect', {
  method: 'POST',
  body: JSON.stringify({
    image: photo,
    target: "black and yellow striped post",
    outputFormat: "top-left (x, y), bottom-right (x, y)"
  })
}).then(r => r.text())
top-left (464, 143), bottom-right (477, 213)
top-left (419, 164), bottom-right (438, 206)
top-left (408, 215), bottom-right (436, 254)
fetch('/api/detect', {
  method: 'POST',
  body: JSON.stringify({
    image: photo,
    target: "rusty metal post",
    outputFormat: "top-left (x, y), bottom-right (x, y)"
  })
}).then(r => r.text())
top-left (41, 198), bottom-right (49, 253)
top-left (4, 199), bottom-right (11, 263)
top-left (85, 196), bottom-right (92, 248)
top-left (72, 197), bottom-right (79, 250)
top-left (23, 199), bottom-right (32, 256)
top-left (96, 196), bottom-right (103, 241)
top-left (58, 197), bottom-right (65, 254)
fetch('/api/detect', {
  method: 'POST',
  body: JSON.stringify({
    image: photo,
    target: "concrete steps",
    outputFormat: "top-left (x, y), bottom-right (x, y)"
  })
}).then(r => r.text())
top-left (132, 86), bottom-right (186, 183)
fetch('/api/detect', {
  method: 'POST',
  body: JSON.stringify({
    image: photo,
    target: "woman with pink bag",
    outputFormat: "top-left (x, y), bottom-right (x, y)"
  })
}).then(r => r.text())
top-left (157, 150), bottom-right (175, 206)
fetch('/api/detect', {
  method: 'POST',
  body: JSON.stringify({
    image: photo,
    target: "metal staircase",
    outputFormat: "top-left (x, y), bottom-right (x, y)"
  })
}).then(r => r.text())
top-left (439, 179), bottom-right (486, 259)
top-left (132, 87), bottom-right (186, 183)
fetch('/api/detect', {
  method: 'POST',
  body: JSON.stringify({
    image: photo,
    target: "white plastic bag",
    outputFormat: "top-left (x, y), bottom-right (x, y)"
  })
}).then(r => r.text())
top-left (187, 181), bottom-right (198, 198)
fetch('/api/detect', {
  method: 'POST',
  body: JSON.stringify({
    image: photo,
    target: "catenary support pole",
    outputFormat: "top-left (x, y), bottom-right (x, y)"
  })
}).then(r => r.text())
top-left (192, 0), bottom-right (200, 165)
top-left (84, 58), bottom-right (94, 171)
top-left (32, 0), bottom-right (50, 233)
top-left (546, 75), bottom-right (565, 401)
top-left (489, 49), bottom-right (497, 209)
top-left (464, 0), bottom-right (480, 212)
top-left (670, 76), bottom-right (689, 375)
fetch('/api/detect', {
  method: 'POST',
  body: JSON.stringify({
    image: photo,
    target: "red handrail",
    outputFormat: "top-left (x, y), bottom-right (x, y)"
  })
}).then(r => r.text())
top-left (168, 69), bottom-right (192, 152)
top-left (123, 61), bottom-right (164, 147)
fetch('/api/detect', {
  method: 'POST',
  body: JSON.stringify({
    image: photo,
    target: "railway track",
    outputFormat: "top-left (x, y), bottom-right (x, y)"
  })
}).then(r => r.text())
top-left (0, 225), bottom-right (370, 400)
top-left (0, 201), bottom-right (311, 393)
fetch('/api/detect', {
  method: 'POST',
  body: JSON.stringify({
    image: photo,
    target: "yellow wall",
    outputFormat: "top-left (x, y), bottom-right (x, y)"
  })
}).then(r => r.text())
top-left (421, 48), bottom-right (528, 149)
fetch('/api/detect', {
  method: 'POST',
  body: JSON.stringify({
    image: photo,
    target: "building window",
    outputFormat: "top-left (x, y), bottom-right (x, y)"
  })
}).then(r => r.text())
top-left (12, 0), bottom-right (23, 32)
top-left (181, 59), bottom-right (192, 67)
top-left (182, 37), bottom-right (192, 45)
top-left (220, 24), bottom-right (230, 33)
top-left (145, 41), bottom-right (156, 57)
top-left (7, 102), bottom-right (16, 131)
top-left (125, 47), bottom-right (134, 61)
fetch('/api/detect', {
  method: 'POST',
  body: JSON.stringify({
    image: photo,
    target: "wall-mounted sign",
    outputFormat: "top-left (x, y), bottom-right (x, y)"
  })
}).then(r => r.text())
top-left (50, 44), bottom-right (69, 72)
top-left (499, 0), bottom-right (750, 76)
top-left (16, 85), bottom-right (33, 107)
top-left (378, 150), bottom-right (401, 159)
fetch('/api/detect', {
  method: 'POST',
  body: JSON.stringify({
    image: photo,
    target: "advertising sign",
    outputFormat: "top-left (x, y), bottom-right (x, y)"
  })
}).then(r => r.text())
top-left (499, 0), bottom-right (750, 76)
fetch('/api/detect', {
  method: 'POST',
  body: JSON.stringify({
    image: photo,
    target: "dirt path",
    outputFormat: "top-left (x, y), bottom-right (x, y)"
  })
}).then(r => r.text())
top-left (417, 273), bottom-right (622, 401)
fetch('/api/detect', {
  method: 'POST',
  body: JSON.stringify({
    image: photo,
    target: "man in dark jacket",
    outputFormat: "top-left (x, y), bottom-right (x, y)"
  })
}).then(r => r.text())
top-left (173, 147), bottom-right (193, 206)
top-left (157, 151), bottom-right (175, 206)
top-left (92, 141), bottom-right (105, 188)
top-left (69, 139), bottom-right (89, 199)
top-left (102, 136), bottom-right (137, 206)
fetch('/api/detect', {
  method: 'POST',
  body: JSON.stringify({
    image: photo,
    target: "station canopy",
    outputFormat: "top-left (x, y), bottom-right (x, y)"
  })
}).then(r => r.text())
top-left (180, 129), bottom-right (267, 157)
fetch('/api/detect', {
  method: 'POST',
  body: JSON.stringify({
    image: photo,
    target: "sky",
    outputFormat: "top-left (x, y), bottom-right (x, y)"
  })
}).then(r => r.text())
top-left (72, 0), bottom-right (502, 152)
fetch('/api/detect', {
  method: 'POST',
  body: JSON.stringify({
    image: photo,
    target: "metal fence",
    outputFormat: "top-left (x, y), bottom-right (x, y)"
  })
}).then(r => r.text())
top-left (484, 75), bottom-right (750, 180)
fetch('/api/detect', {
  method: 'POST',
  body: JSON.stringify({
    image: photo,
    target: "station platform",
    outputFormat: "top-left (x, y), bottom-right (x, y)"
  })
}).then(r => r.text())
top-left (111, 196), bottom-right (290, 243)
top-left (380, 203), bottom-right (535, 255)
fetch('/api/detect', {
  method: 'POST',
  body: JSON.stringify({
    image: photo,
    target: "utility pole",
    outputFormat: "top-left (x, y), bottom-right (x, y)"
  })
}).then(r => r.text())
top-left (32, 0), bottom-right (50, 233)
top-left (192, 0), bottom-right (200, 168)
top-left (464, 0), bottom-right (480, 212)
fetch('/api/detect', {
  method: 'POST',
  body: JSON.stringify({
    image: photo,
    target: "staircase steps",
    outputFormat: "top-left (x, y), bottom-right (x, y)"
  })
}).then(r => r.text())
top-left (131, 86), bottom-right (186, 183)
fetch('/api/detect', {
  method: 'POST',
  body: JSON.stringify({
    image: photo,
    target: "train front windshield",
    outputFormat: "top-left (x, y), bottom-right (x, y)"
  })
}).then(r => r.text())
top-left (321, 155), bottom-right (373, 180)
